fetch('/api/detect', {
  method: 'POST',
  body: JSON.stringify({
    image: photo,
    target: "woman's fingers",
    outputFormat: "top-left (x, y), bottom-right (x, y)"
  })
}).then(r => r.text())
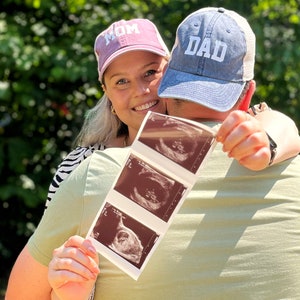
top-left (48, 236), bottom-right (100, 290)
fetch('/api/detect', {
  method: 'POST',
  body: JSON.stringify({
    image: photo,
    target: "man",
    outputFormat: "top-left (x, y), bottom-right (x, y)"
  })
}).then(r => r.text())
top-left (5, 8), bottom-right (300, 300)
top-left (157, 7), bottom-right (300, 298)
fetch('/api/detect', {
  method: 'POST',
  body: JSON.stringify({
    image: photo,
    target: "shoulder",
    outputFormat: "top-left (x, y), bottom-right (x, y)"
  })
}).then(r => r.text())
top-left (58, 144), bottom-right (104, 166)
top-left (87, 147), bottom-right (130, 175)
top-left (62, 147), bottom-right (130, 190)
top-left (95, 147), bottom-right (130, 163)
top-left (46, 143), bottom-right (104, 202)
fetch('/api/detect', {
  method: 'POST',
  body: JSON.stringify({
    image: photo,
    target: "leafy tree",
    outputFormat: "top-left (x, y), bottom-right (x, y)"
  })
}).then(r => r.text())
top-left (251, 0), bottom-right (300, 120)
top-left (0, 0), bottom-right (299, 295)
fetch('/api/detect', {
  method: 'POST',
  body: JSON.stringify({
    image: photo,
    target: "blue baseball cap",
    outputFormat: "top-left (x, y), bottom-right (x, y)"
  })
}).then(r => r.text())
top-left (158, 7), bottom-right (255, 112)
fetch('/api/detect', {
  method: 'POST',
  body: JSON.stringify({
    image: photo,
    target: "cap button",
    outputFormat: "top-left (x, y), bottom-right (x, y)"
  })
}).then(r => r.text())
top-left (218, 7), bottom-right (225, 13)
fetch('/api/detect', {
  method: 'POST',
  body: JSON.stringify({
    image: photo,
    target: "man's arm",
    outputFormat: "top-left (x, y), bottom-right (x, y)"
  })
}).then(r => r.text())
top-left (254, 109), bottom-right (300, 164)
top-left (5, 245), bottom-right (51, 300)
top-left (217, 109), bottom-right (300, 170)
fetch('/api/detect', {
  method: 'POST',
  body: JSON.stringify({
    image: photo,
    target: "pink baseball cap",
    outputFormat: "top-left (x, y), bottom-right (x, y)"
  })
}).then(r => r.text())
top-left (94, 19), bottom-right (170, 82)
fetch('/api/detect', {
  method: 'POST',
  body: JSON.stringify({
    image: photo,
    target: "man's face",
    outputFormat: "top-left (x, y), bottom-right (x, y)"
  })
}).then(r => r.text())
top-left (166, 98), bottom-right (226, 122)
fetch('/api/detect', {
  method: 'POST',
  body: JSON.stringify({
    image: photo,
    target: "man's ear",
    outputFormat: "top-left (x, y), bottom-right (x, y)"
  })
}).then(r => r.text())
top-left (237, 80), bottom-right (256, 111)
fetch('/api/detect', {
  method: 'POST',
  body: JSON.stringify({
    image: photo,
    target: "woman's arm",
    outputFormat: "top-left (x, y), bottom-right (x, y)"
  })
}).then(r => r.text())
top-left (6, 237), bottom-right (99, 300)
top-left (5, 245), bottom-right (52, 300)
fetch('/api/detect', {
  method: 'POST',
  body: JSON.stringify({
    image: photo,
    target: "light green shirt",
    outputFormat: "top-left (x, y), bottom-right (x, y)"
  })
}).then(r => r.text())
top-left (28, 144), bottom-right (300, 299)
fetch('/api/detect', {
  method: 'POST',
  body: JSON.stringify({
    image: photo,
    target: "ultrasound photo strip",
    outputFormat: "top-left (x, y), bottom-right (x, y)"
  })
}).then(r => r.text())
top-left (87, 112), bottom-right (217, 280)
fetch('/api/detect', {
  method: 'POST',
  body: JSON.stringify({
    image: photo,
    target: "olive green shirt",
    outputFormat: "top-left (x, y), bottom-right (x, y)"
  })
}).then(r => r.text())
top-left (28, 143), bottom-right (300, 299)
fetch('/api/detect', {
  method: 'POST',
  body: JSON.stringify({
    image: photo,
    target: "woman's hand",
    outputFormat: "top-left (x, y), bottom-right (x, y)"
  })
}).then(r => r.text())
top-left (217, 110), bottom-right (271, 171)
top-left (48, 235), bottom-right (100, 300)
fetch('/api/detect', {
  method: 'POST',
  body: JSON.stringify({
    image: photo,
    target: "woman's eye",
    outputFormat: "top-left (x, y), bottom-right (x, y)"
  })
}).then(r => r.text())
top-left (145, 69), bottom-right (157, 78)
top-left (116, 78), bottom-right (129, 85)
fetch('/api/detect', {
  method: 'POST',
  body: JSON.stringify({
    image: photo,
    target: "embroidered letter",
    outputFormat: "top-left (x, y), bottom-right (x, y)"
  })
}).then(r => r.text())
top-left (196, 37), bottom-right (211, 58)
top-left (184, 36), bottom-right (201, 55)
top-left (125, 24), bottom-right (140, 34)
top-left (211, 41), bottom-right (227, 62)
top-left (104, 31), bottom-right (116, 45)
top-left (115, 26), bottom-right (126, 36)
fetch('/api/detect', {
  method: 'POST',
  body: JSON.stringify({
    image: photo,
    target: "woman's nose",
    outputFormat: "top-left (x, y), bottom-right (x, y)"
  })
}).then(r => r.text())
top-left (135, 80), bottom-right (150, 96)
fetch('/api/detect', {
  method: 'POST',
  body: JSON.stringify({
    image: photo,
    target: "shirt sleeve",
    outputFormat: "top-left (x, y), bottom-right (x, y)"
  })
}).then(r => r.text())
top-left (28, 154), bottom-right (92, 266)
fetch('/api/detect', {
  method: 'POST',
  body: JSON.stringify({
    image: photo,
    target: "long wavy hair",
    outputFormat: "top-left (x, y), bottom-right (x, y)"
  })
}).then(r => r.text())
top-left (74, 94), bottom-right (128, 147)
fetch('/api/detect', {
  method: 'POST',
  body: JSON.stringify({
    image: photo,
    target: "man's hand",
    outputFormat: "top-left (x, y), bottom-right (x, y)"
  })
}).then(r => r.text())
top-left (217, 110), bottom-right (271, 171)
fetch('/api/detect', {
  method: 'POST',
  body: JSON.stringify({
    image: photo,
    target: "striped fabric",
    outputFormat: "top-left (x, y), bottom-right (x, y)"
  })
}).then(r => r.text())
top-left (45, 144), bottom-right (104, 209)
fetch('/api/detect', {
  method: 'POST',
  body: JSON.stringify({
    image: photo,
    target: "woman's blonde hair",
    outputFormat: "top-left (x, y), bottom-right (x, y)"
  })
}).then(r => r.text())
top-left (74, 94), bottom-right (128, 147)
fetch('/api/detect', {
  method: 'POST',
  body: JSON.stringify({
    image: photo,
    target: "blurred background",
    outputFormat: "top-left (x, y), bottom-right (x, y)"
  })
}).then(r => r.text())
top-left (1, 0), bottom-right (299, 296)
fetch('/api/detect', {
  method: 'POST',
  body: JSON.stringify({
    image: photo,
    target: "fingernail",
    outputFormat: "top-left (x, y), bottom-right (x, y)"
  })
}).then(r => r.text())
top-left (88, 246), bottom-right (97, 255)
top-left (92, 265), bottom-right (100, 275)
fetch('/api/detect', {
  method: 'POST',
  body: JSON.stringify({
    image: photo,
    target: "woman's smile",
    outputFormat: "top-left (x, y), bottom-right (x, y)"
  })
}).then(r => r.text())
top-left (133, 100), bottom-right (160, 112)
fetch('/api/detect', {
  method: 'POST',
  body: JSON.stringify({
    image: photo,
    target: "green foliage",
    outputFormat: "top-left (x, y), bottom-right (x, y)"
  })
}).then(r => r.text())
top-left (251, 0), bottom-right (300, 120)
top-left (1, 0), bottom-right (299, 295)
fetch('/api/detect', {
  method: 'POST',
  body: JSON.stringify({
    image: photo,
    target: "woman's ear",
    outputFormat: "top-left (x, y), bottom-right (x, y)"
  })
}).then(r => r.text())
top-left (238, 80), bottom-right (256, 111)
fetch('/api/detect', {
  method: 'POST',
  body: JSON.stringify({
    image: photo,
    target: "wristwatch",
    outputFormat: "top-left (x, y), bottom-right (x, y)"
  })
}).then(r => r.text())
top-left (266, 133), bottom-right (277, 165)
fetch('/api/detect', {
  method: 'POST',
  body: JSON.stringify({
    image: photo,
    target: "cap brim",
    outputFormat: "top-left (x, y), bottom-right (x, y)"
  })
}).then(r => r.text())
top-left (158, 68), bottom-right (245, 112)
top-left (100, 46), bottom-right (168, 80)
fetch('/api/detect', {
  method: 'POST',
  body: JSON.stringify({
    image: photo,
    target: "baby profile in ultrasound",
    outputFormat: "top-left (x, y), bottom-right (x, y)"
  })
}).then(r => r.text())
top-left (92, 204), bottom-right (159, 267)
top-left (114, 154), bottom-right (186, 221)
top-left (139, 113), bottom-right (214, 172)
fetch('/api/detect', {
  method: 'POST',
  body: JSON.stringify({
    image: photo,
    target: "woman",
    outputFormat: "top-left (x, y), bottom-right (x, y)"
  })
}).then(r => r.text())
top-left (45, 18), bottom-right (169, 208)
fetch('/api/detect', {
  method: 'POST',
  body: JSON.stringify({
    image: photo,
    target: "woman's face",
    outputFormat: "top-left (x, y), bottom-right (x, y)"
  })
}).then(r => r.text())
top-left (103, 51), bottom-right (167, 140)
